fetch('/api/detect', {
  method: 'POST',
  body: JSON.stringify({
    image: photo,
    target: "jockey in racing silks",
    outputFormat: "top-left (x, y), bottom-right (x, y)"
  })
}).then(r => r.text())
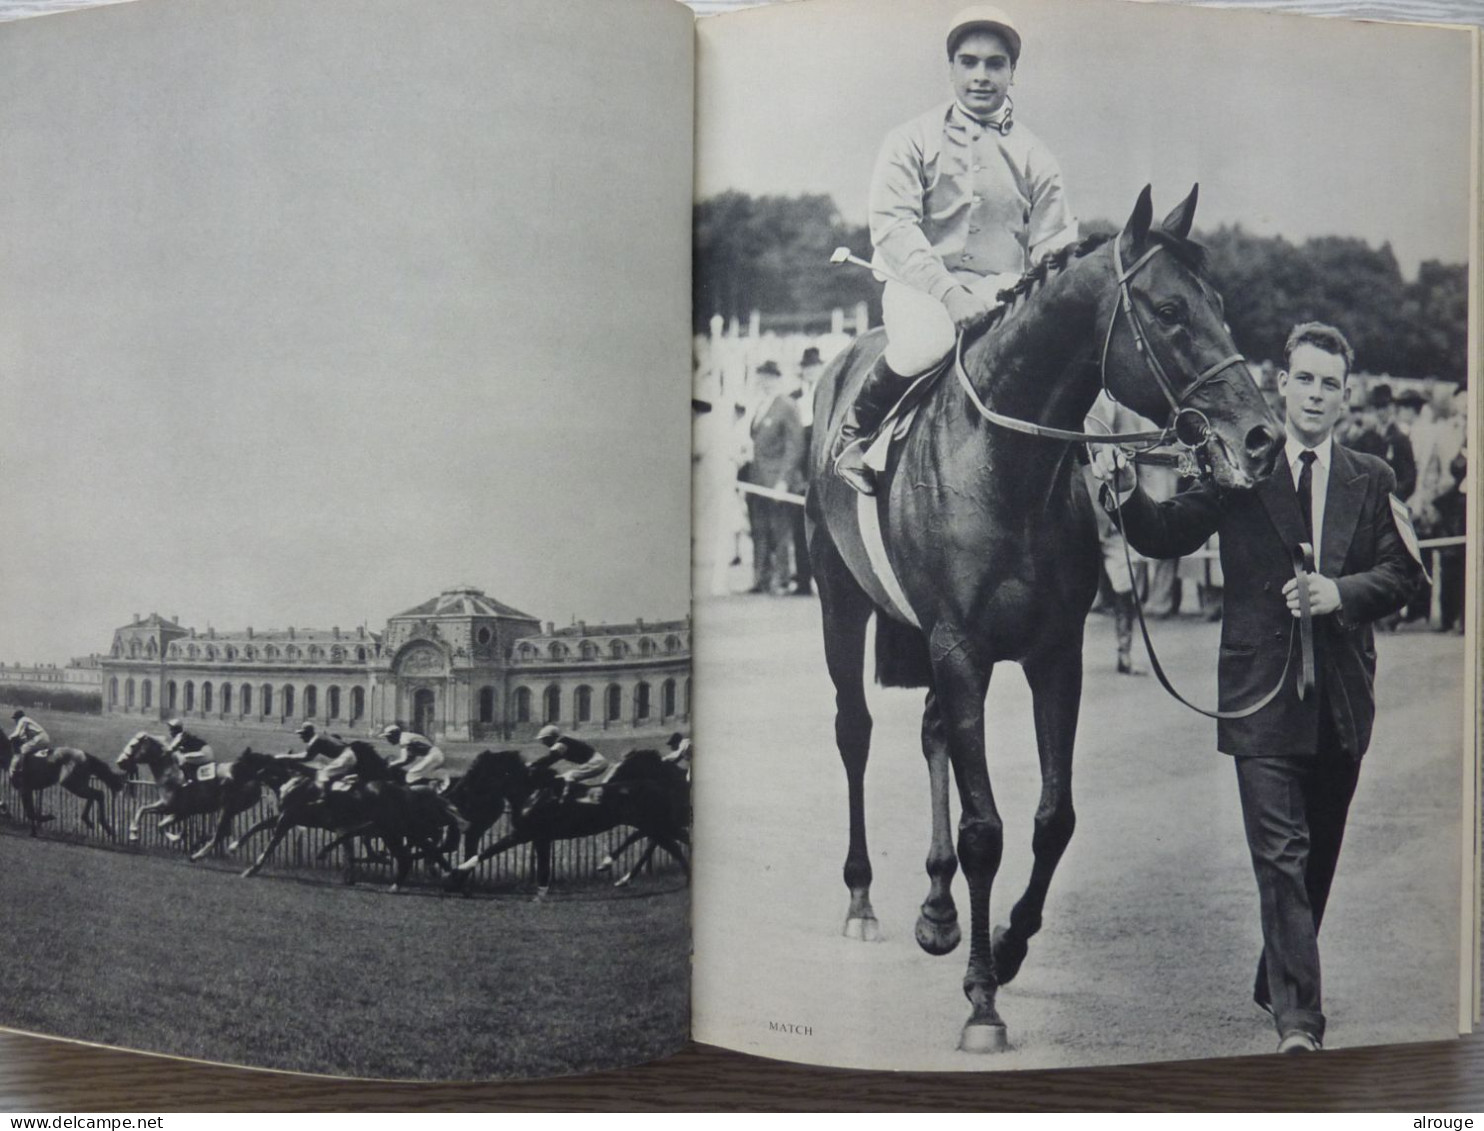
top-left (164, 718), bottom-right (215, 783)
top-left (8, 709), bottom-right (51, 774)
top-left (532, 724), bottom-right (611, 804)
top-left (380, 722), bottom-right (464, 828)
top-left (831, 5), bottom-right (1079, 496)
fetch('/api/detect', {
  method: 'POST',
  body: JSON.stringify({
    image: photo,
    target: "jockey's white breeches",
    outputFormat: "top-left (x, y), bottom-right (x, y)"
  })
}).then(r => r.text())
top-left (881, 273), bottom-right (1018, 377)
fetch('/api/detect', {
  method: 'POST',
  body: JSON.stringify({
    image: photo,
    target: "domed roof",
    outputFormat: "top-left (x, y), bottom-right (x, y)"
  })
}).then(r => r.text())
top-left (391, 586), bottom-right (538, 622)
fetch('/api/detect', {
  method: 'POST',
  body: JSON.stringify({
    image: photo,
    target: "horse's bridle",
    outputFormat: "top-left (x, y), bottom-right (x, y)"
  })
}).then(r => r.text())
top-left (953, 238), bottom-right (1248, 460)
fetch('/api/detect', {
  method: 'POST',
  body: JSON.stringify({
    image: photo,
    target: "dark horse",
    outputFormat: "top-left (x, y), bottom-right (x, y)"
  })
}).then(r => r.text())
top-left (229, 743), bottom-right (459, 891)
top-left (807, 187), bottom-right (1282, 1052)
top-left (449, 748), bottom-right (689, 898)
top-left (115, 732), bottom-right (264, 854)
top-left (7, 734), bottom-right (125, 837)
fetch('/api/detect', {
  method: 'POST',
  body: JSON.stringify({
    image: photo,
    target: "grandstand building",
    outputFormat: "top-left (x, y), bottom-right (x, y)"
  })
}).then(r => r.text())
top-left (99, 586), bottom-right (690, 742)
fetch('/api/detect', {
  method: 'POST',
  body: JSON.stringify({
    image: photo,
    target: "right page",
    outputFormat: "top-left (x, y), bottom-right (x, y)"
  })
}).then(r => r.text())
top-left (691, 0), bottom-right (1477, 1070)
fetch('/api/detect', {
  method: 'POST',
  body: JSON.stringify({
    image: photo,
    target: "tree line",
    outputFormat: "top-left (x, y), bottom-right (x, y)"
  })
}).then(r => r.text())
top-left (694, 192), bottom-right (1467, 383)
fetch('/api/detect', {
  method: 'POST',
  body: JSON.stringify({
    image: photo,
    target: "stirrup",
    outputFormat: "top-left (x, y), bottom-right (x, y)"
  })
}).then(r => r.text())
top-left (833, 439), bottom-right (877, 496)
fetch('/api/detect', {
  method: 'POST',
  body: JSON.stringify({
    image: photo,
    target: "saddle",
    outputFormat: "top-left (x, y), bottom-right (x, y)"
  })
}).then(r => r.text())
top-left (858, 357), bottom-right (950, 476)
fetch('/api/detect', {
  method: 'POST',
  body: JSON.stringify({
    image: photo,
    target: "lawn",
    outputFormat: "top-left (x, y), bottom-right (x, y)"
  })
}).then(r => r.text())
top-left (0, 830), bottom-right (690, 1080)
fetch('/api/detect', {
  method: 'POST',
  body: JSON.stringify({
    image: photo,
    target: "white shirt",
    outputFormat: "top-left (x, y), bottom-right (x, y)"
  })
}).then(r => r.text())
top-left (1285, 435), bottom-right (1333, 571)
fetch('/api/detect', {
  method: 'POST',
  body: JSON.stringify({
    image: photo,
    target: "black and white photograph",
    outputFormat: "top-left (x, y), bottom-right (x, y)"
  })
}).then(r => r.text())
top-left (0, 0), bottom-right (695, 1081)
top-left (690, 0), bottom-right (1476, 1070)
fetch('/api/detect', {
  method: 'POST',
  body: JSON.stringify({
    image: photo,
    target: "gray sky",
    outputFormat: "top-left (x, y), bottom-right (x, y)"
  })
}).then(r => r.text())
top-left (698, 0), bottom-right (1475, 277)
top-left (0, 0), bottom-right (695, 662)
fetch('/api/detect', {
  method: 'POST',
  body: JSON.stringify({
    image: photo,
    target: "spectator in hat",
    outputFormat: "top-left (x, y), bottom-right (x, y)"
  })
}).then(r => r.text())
top-left (1369, 383), bottom-right (1417, 502)
top-left (740, 360), bottom-right (806, 594)
top-left (831, 4), bottom-right (1078, 495)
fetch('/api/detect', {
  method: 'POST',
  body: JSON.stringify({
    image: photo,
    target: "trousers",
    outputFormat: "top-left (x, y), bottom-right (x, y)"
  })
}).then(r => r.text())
top-left (880, 272), bottom-right (1015, 376)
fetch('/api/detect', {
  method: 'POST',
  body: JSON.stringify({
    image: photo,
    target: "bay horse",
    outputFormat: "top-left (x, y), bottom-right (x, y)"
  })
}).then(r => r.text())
top-left (228, 743), bottom-right (457, 891)
top-left (114, 732), bottom-right (264, 853)
top-left (807, 187), bottom-right (1282, 1052)
top-left (6, 733), bottom-right (125, 838)
top-left (449, 748), bottom-right (689, 898)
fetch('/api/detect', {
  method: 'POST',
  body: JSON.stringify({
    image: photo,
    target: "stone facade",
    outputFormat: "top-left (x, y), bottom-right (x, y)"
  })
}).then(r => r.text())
top-left (98, 587), bottom-right (690, 743)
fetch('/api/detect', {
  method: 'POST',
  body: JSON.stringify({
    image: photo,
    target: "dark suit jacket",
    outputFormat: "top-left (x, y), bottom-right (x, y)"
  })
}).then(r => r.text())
top-left (1112, 443), bottom-right (1421, 759)
top-left (742, 394), bottom-right (806, 493)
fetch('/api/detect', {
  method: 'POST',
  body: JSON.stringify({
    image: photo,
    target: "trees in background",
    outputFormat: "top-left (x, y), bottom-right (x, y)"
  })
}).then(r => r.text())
top-left (695, 192), bottom-right (1467, 382)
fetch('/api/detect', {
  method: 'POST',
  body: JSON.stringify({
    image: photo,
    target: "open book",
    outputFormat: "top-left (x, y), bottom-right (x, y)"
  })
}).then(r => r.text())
top-left (0, 0), bottom-right (1476, 1084)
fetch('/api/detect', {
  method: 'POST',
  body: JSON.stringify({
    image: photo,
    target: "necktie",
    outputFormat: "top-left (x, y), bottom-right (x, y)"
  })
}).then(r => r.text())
top-left (1297, 450), bottom-right (1317, 542)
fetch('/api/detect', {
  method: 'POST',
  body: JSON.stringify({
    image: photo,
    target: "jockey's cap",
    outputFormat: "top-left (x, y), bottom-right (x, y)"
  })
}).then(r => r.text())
top-left (10, 710), bottom-right (25, 721)
top-left (167, 718), bottom-right (183, 731)
top-left (294, 722), bottom-right (315, 738)
top-left (380, 724), bottom-right (401, 738)
top-left (947, 5), bottom-right (1021, 64)
top-left (667, 732), bottom-right (684, 749)
top-left (536, 724), bottom-right (561, 743)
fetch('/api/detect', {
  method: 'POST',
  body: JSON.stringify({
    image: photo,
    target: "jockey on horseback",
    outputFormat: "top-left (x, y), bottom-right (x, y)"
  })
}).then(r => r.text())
top-left (380, 723), bottom-right (464, 830)
top-left (531, 724), bottom-right (610, 806)
top-left (8, 709), bottom-right (51, 775)
top-left (832, 5), bottom-right (1079, 495)
top-left (164, 718), bottom-right (215, 783)
top-left (662, 731), bottom-right (692, 781)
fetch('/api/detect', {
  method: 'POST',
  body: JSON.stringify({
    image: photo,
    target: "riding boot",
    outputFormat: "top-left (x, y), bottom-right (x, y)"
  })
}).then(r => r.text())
top-left (832, 355), bottom-right (910, 496)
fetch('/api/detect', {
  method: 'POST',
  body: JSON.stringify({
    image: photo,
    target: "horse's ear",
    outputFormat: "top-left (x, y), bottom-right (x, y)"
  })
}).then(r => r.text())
top-left (1160, 184), bottom-right (1199, 242)
top-left (1122, 185), bottom-right (1154, 252)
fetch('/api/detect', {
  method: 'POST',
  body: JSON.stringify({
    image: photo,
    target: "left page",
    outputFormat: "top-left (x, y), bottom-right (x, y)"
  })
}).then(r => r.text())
top-left (0, 0), bottom-right (695, 1081)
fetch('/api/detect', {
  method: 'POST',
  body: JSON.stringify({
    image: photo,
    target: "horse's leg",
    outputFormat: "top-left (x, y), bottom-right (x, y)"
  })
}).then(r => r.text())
top-left (916, 687), bottom-right (961, 956)
top-left (192, 802), bottom-right (244, 861)
top-left (614, 839), bottom-right (657, 887)
top-left (129, 800), bottom-right (167, 842)
top-left (599, 828), bottom-right (645, 873)
top-left (992, 646), bottom-right (1082, 986)
top-left (815, 541), bottom-right (878, 940)
top-left (931, 640), bottom-right (1005, 1052)
top-left (227, 813), bottom-right (279, 854)
top-left (18, 788), bottom-right (46, 836)
top-left (534, 840), bottom-right (552, 901)
top-left (243, 813), bottom-right (297, 877)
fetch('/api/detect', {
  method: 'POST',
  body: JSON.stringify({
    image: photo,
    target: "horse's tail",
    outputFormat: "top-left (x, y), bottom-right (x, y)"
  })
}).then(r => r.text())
top-left (874, 611), bottom-right (933, 689)
top-left (85, 751), bottom-right (127, 793)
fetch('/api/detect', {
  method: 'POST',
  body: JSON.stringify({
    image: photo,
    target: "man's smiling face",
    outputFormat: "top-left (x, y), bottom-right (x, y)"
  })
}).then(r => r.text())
top-left (1278, 343), bottom-right (1349, 447)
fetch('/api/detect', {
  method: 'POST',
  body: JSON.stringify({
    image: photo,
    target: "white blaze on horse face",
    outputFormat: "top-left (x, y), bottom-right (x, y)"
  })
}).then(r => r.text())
top-left (950, 31), bottom-right (1014, 118)
top-left (1279, 344), bottom-right (1348, 448)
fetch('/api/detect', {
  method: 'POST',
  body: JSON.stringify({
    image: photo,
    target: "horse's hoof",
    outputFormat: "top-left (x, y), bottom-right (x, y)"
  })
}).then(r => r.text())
top-left (991, 925), bottom-right (1028, 985)
top-left (614, 872), bottom-right (632, 888)
top-left (597, 857), bottom-right (614, 872)
top-left (958, 1023), bottom-right (1010, 1054)
top-left (915, 913), bottom-right (961, 956)
top-left (128, 833), bottom-right (141, 843)
top-left (843, 916), bottom-right (881, 942)
top-left (162, 832), bottom-right (181, 844)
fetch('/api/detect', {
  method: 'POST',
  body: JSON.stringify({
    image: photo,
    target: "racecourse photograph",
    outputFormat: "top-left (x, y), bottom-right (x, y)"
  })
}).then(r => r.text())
top-left (690, 0), bottom-right (1473, 1069)
top-left (0, 0), bottom-right (695, 1081)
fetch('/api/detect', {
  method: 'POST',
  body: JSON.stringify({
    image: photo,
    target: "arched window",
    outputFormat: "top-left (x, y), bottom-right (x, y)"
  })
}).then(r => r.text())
top-left (282, 685), bottom-right (295, 718)
top-left (308, 646), bottom-right (322, 661)
top-left (605, 684), bottom-right (622, 723)
top-left (264, 646), bottom-right (279, 660)
top-left (350, 686), bottom-right (364, 721)
top-left (610, 640), bottom-right (628, 659)
top-left (125, 678), bottom-right (135, 709)
top-left (221, 683), bottom-right (232, 715)
top-left (661, 678), bottom-right (676, 718)
top-left (184, 681), bottom-right (195, 712)
top-left (108, 677), bottom-right (118, 706)
top-left (518, 643), bottom-right (537, 661)
top-left (129, 641), bottom-right (140, 659)
top-left (225, 646), bottom-right (236, 660)
top-left (478, 686), bottom-right (496, 724)
top-left (142, 679), bottom-right (152, 709)
top-left (356, 646), bottom-right (366, 663)
top-left (328, 686), bottom-right (341, 719)
top-left (241, 684), bottom-right (252, 716)
top-left (638, 637), bottom-right (655, 656)
top-left (331, 646), bottom-right (345, 663)
top-left (205, 646), bottom-right (216, 661)
top-left (543, 685), bottom-right (561, 724)
top-left (244, 646), bottom-right (256, 661)
top-left (187, 645), bottom-right (198, 659)
top-left (146, 640), bottom-right (157, 658)
top-left (167, 681), bottom-right (178, 711)
top-left (285, 645), bottom-right (300, 661)
top-left (548, 642), bottom-right (567, 660)
top-left (635, 681), bottom-right (651, 720)
top-left (666, 635), bottom-right (681, 653)
top-left (202, 682), bottom-right (213, 713)
top-left (514, 687), bottom-right (532, 723)
top-left (261, 685), bottom-right (273, 716)
top-left (111, 641), bottom-right (122, 659)
top-left (575, 685), bottom-right (593, 724)
top-left (304, 685), bottom-right (318, 718)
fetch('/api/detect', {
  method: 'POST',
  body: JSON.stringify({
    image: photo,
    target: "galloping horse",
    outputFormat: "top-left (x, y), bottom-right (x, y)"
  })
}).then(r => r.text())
top-left (114, 732), bottom-right (263, 853)
top-left (450, 748), bottom-right (689, 897)
top-left (6, 734), bottom-right (125, 838)
top-left (807, 187), bottom-right (1282, 1051)
top-left (229, 743), bottom-right (457, 891)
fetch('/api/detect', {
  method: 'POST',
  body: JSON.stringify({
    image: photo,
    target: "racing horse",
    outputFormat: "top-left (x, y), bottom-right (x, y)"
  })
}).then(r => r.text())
top-left (114, 732), bottom-right (264, 852)
top-left (228, 743), bottom-right (459, 891)
top-left (450, 748), bottom-right (689, 898)
top-left (807, 187), bottom-right (1282, 1052)
top-left (6, 733), bottom-right (125, 837)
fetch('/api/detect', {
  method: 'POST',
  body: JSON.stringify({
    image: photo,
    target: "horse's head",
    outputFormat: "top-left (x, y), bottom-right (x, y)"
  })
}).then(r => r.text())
top-left (115, 731), bottom-right (160, 774)
top-left (1100, 186), bottom-right (1281, 490)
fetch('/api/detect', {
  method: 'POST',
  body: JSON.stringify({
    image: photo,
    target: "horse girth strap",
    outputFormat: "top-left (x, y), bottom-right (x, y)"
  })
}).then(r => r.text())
top-left (1114, 489), bottom-right (1317, 721)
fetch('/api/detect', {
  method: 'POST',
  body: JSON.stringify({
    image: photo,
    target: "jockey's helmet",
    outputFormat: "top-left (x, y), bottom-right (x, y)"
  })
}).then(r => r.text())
top-left (167, 718), bottom-right (183, 732)
top-left (536, 724), bottom-right (561, 744)
top-left (380, 724), bottom-right (401, 739)
top-left (295, 723), bottom-right (315, 738)
top-left (946, 5), bottom-right (1021, 64)
top-left (10, 710), bottom-right (25, 721)
top-left (666, 732), bottom-right (684, 749)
